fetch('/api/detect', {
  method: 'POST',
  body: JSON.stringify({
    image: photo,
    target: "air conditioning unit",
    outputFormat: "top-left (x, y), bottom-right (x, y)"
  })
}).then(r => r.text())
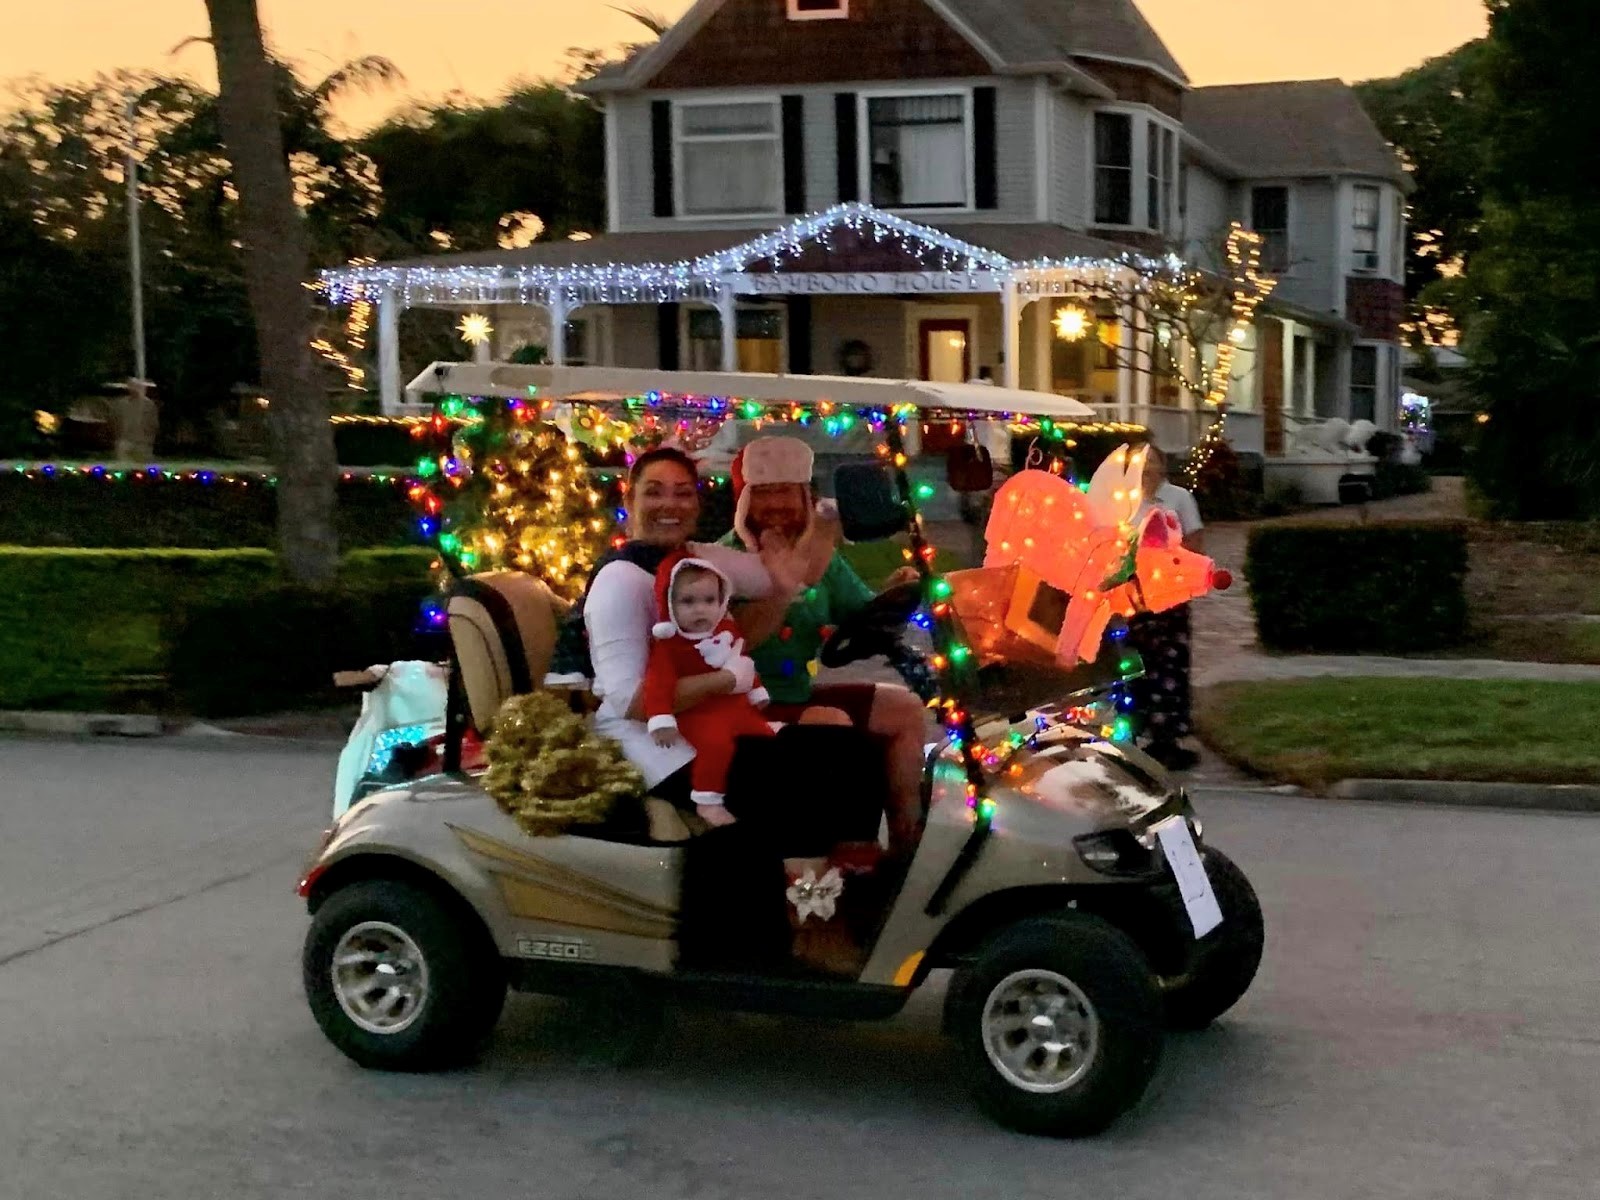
top-left (1353, 251), bottom-right (1380, 272)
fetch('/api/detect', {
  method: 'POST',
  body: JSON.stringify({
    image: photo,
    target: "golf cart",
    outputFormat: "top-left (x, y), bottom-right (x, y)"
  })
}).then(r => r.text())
top-left (299, 367), bottom-right (1264, 1138)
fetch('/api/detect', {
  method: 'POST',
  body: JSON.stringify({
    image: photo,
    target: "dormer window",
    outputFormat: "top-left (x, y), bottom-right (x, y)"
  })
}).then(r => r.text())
top-left (787, 0), bottom-right (847, 19)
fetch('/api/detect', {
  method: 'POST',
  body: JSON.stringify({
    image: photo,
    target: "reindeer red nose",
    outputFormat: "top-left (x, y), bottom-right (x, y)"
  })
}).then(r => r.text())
top-left (1211, 568), bottom-right (1233, 591)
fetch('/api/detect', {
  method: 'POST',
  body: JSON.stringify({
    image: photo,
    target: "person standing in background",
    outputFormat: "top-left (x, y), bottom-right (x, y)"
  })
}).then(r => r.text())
top-left (1128, 446), bottom-right (1203, 770)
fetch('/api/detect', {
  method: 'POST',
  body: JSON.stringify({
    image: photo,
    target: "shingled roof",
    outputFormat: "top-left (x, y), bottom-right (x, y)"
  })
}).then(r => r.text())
top-left (1184, 80), bottom-right (1410, 187)
top-left (581, 0), bottom-right (1189, 91)
top-left (935, 0), bottom-right (1188, 83)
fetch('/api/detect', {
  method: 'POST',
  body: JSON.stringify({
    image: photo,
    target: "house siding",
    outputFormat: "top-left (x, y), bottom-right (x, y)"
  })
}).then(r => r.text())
top-left (1180, 160), bottom-right (1230, 259)
top-left (608, 305), bottom-right (663, 368)
top-left (1048, 90), bottom-right (1090, 229)
top-left (611, 78), bottom-right (1040, 232)
top-left (810, 296), bottom-right (913, 377)
top-left (1248, 178), bottom-right (1337, 316)
top-left (1076, 59), bottom-right (1183, 119)
top-left (644, 0), bottom-right (994, 89)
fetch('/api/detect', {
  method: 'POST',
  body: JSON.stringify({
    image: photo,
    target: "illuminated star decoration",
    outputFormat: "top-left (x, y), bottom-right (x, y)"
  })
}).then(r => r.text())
top-left (457, 313), bottom-right (494, 347)
top-left (1053, 304), bottom-right (1092, 342)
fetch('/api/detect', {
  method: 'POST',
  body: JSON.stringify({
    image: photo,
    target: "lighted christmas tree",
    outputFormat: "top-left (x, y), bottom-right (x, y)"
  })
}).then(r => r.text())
top-left (409, 396), bottom-right (613, 612)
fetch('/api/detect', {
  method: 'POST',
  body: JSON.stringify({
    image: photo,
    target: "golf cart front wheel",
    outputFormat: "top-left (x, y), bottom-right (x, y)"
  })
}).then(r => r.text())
top-left (948, 913), bottom-right (1163, 1137)
top-left (303, 878), bottom-right (506, 1071)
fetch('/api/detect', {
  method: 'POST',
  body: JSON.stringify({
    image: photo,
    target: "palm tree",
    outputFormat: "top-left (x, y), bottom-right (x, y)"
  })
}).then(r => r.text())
top-left (608, 4), bottom-right (671, 36)
top-left (203, 0), bottom-right (338, 586)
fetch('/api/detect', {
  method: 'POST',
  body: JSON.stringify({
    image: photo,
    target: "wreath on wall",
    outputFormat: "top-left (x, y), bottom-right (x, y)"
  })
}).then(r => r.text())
top-left (837, 339), bottom-right (874, 377)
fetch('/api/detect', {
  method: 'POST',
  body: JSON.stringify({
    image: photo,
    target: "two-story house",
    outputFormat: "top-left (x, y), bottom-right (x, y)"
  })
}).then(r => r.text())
top-left (333, 0), bottom-right (1410, 470)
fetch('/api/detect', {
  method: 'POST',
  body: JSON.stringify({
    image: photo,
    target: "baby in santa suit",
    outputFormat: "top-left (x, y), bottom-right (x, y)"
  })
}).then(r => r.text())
top-left (643, 550), bottom-right (776, 827)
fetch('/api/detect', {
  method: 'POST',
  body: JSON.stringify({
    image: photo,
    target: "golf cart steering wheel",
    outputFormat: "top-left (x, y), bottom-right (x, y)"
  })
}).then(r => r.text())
top-left (819, 581), bottom-right (925, 668)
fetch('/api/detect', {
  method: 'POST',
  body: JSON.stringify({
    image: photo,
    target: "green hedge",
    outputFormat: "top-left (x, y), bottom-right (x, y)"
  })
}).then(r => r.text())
top-left (0, 472), bottom-right (417, 548)
top-left (0, 547), bottom-right (436, 712)
top-left (1246, 522), bottom-right (1469, 654)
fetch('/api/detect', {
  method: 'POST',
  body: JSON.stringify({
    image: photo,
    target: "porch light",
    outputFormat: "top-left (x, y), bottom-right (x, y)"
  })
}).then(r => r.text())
top-left (457, 312), bottom-right (494, 346)
top-left (1053, 304), bottom-right (1091, 342)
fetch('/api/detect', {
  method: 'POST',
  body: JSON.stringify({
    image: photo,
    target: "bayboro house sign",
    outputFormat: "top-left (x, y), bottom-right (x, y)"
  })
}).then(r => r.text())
top-left (736, 270), bottom-right (1006, 296)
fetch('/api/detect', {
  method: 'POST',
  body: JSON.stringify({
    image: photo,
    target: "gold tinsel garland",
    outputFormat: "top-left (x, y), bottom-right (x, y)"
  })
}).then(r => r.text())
top-left (482, 692), bottom-right (643, 836)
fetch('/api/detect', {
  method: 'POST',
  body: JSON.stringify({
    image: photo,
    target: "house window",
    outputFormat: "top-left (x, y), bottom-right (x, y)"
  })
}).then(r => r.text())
top-left (676, 100), bottom-right (782, 217)
top-left (1353, 185), bottom-right (1381, 272)
top-left (1161, 127), bottom-right (1176, 234)
top-left (1250, 185), bottom-right (1290, 273)
top-left (866, 93), bottom-right (969, 209)
top-left (686, 305), bottom-right (787, 373)
top-left (1145, 124), bottom-right (1176, 234)
top-left (1350, 344), bottom-right (1379, 422)
top-left (1094, 112), bottom-right (1134, 226)
top-left (1392, 193), bottom-right (1406, 277)
top-left (788, 0), bottom-right (847, 18)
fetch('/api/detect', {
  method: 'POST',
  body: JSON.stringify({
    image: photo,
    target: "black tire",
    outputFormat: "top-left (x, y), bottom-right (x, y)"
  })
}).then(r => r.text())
top-left (947, 913), bottom-right (1163, 1138)
top-left (303, 879), bottom-right (506, 1071)
top-left (1163, 848), bottom-right (1265, 1031)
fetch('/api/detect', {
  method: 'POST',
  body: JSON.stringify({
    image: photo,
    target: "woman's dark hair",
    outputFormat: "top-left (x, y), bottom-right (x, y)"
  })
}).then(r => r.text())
top-left (628, 446), bottom-right (700, 489)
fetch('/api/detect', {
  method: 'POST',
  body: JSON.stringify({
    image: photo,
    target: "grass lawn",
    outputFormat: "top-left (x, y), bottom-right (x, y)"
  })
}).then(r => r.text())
top-left (839, 539), bottom-right (962, 590)
top-left (1196, 678), bottom-right (1600, 790)
top-left (1477, 619), bottom-right (1600, 666)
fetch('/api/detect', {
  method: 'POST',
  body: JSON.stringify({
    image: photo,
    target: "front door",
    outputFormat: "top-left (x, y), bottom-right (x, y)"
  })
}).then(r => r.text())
top-left (918, 319), bottom-right (972, 383)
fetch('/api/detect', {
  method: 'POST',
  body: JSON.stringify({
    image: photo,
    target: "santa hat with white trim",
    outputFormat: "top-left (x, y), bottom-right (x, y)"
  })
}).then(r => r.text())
top-left (731, 435), bottom-right (819, 550)
top-left (652, 550), bottom-right (731, 639)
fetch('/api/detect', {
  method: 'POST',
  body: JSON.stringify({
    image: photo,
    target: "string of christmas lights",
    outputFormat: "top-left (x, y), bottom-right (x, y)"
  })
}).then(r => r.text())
top-left (2, 462), bottom-right (416, 487)
top-left (319, 202), bottom-right (1185, 309)
top-left (1184, 224), bottom-right (1278, 487)
top-left (409, 386), bottom-right (1159, 833)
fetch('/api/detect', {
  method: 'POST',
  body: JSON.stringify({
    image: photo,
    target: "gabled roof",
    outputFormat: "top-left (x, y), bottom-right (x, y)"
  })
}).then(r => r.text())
top-left (935, 0), bottom-right (1188, 84)
top-left (319, 204), bottom-right (1164, 307)
top-left (1184, 80), bottom-right (1411, 188)
top-left (579, 0), bottom-right (1187, 93)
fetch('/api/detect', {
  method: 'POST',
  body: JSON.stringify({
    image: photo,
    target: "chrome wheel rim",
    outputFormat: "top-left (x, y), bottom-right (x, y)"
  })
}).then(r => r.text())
top-left (330, 921), bottom-right (430, 1035)
top-left (980, 968), bottom-right (1100, 1094)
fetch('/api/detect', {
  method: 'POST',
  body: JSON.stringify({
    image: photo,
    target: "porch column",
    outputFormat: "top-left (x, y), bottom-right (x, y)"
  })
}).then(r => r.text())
top-left (1260, 318), bottom-right (1286, 457)
top-left (1001, 282), bottom-right (1022, 390)
top-left (377, 285), bottom-right (402, 414)
top-left (1132, 301), bottom-right (1153, 416)
top-left (472, 312), bottom-right (492, 365)
top-left (1115, 300), bottom-right (1135, 423)
top-left (716, 286), bottom-right (738, 373)
top-left (1031, 298), bottom-right (1052, 394)
top-left (548, 292), bottom-right (569, 366)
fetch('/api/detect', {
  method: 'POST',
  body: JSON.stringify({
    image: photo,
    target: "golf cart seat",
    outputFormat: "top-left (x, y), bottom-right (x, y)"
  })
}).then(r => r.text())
top-left (447, 572), bottom-right (696, 844)
top-left (447, 572), bottom-right (572, 736)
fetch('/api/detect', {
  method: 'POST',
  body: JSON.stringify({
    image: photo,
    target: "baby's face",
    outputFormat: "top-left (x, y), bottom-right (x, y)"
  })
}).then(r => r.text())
top-left (672, 573), bottom-right (723, 634)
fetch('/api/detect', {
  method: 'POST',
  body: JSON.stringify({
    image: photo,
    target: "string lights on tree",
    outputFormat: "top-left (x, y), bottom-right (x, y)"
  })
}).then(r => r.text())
top-left (1042, 223), bottom-right (1277, 488)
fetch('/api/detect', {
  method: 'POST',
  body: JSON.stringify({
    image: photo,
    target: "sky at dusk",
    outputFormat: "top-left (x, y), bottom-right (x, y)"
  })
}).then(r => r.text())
top-left (5, 0), bottom-right (1488, 129)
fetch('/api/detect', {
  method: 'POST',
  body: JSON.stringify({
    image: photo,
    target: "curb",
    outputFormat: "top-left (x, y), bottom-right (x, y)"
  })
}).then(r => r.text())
top-left (1329, 778), bottom-right (1600, 814)
top-left (0, 711), bottom-right (164, 738)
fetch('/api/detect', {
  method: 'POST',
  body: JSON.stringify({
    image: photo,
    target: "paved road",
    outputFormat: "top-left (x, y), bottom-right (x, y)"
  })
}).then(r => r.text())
top-left (2, 736), bottom-right (1597, 1200)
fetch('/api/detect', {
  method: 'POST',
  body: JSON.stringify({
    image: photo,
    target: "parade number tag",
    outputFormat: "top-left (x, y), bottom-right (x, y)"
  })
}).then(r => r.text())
top-left (1154, 817), bottom-right (1223, 938)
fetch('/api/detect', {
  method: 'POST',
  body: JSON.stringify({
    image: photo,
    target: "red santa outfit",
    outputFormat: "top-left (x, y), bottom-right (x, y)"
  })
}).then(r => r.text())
top-left (642, 551), bottom-right (775, 809)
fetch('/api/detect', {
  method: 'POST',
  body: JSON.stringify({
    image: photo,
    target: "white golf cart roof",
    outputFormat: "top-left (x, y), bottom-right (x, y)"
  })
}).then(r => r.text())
top-left (404, 362), bottom-right (1096, 420)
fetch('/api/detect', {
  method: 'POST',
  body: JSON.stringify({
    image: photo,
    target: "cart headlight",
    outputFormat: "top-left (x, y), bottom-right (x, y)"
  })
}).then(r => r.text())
top-left (1073, 829), bottom-right (1159, 877)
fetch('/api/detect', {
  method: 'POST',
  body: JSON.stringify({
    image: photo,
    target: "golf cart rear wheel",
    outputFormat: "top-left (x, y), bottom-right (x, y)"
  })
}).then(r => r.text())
top-left (304, 879), bottom-right (505, 1071)
top-left (1163, 848), bottom-right (1265, 1031)
top-left (948, 913), bottom-right (1163, 1137)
